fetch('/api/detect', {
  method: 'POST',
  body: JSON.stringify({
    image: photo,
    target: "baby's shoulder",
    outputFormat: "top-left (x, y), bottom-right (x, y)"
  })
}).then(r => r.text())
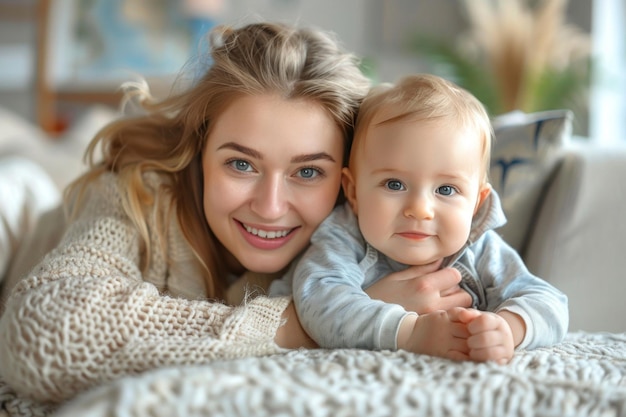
top-left (311, 203), bottom-right (362, 246)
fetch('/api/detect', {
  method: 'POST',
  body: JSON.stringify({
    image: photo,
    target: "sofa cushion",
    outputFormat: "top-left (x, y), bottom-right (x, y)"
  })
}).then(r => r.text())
top-left (490, 109), bottom-right (573, 254)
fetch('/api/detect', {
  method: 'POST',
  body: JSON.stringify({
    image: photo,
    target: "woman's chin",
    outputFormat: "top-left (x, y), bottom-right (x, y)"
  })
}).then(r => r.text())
top-left (242, 257), bottom-right (291, 275)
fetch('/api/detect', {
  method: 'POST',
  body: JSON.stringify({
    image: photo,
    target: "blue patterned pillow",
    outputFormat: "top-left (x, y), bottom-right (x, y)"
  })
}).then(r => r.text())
top-left (490, 110), bottom-right (573, 254)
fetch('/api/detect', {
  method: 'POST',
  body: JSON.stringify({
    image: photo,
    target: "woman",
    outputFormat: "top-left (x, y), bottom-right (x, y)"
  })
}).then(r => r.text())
top-left (0, 22), bottom-right (470, 404)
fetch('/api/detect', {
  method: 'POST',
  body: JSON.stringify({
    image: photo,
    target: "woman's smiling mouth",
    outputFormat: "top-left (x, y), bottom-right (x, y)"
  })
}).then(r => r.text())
top-left (237, 221), bottom-right (298, 251)
top-left (242, 223), bottom-right (292, 239)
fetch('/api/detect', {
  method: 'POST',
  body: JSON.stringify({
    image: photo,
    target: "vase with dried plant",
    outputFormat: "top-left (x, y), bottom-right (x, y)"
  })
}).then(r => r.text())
top-left (410, 0), bottom-right (591, 133)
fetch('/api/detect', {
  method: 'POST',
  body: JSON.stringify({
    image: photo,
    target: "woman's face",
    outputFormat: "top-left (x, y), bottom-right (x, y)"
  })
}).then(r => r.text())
top-left (202, 94), bottom-right (344, 274)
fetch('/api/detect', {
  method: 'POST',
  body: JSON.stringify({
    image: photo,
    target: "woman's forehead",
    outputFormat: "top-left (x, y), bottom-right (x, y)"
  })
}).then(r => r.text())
top-left (208, 94), bottom-right (344, 157)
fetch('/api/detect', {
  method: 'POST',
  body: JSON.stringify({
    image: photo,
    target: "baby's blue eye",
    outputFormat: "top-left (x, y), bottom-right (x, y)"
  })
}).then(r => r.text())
top-left (437, 185), bottom-right (455, 196)
top-left (385, 180), bottom-right (405, 191)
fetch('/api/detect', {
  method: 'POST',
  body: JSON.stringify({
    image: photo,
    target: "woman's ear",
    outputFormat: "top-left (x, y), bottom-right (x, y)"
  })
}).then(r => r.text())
top-left (474, 183), bottom-right (492, 215)
top-left (341, 167), bottom-right (358, 215)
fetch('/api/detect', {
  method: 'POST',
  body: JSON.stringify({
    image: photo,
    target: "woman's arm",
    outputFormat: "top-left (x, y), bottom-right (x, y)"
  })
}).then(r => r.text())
top-left (0, 174), bottom-right (292, 403)
top-left (275, 301), bottom-right (318, 349)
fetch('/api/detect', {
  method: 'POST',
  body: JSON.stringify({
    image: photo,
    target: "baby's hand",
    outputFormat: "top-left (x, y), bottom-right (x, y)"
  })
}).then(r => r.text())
top-left (466, 311), bottom-right (515, 364)
top-left (365, 266), bottom-right (472, 314)
top-left (398, 307), bottom-right (480, 361)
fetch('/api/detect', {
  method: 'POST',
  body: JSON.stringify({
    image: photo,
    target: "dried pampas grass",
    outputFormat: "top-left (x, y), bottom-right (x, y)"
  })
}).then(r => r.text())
top-left (413, 0), bottom-right (591, 121)
top-left (460, 0), bottom-right (590, 112)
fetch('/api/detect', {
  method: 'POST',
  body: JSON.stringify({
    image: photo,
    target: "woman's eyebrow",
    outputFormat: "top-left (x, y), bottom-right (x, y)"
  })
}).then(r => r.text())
top-left (218, 142), bottom-right (336, 164)
top-left (292, 152), bottom-right (337, 163)
top-left (217, 142), bottom-right (262, 159)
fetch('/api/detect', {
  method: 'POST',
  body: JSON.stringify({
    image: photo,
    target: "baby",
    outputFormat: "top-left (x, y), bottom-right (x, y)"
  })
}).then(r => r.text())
top-left (270, 74), bottom-right (568, 363)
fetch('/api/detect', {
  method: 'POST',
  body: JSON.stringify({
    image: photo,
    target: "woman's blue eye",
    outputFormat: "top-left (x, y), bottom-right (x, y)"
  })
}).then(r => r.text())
top-left (437, 185), bottom-right (456, 196)
top-left (229, 160), bottom-right (252, 172)
top-left (297, 167), bottom-right (321, 179)
top-left (385, 180), bottom-right (405, 191)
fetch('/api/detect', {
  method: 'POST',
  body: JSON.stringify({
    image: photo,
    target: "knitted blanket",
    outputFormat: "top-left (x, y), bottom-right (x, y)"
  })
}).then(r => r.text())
top-left (2, 331), bottom-right (626, 417)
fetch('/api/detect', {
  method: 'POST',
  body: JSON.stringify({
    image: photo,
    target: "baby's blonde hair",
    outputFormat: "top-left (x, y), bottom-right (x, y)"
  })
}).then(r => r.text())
top-left (351, 74), bottom-right (493, 184)
top-left (66, 22), bottom-right (370, 298)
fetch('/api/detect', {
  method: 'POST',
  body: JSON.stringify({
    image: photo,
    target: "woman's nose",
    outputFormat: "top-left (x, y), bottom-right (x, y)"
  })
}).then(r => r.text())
top-left (403, 192), bottom-right (435, 220)
top-left (250, 174), bottom-right (289, 220)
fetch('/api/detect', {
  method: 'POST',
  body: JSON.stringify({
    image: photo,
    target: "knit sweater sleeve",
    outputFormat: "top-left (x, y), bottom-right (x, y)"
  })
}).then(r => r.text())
top-left (0, 173), bottom-right (291, 404)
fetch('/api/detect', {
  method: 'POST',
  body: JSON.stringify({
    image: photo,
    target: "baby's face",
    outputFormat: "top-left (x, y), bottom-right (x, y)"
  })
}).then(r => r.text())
top-left (346, 118), bottom-right (488, 266)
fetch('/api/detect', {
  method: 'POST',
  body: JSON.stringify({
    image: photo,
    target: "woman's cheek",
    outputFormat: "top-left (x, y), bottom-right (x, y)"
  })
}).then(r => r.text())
top-left (313, 179), bottom-right (343, 222)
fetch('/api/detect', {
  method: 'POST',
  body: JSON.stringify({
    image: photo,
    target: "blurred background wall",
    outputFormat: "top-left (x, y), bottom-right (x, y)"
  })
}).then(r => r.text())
top-left (0, 0), bottom-right (610, 139)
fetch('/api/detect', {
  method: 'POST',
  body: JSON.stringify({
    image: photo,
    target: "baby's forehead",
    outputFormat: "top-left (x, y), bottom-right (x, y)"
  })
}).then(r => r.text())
top-left (357, 114), bottom-right (490, 171)
top-left (368, 110), bottom-right (486, 145)
top-left (367, 113), bottom-right (458, 140)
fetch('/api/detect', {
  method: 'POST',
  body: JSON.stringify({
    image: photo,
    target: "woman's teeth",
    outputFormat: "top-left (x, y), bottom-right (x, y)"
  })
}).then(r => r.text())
top-left (244, 225), bottom-right (290, 239)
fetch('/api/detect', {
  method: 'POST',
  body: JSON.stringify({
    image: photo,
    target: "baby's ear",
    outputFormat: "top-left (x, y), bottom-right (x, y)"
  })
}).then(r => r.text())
top-left (341, 167), bottom-right (358, 215)
top-left (474, 183), bottom-right (492, 215)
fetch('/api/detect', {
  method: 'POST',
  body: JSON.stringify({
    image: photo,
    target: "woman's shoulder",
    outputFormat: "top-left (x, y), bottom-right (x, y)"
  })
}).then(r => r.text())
top-left (63, 170), bottom-right (176, 246)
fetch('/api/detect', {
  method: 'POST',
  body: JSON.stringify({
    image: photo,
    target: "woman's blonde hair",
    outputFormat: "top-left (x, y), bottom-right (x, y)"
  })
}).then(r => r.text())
top-left (351, 74), bottom-right (493, 184)
top-left (66, 22), bottom-right (370, 298)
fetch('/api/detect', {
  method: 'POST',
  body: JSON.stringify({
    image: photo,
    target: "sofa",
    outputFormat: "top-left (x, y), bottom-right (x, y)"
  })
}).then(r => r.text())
top-left (488, 109), bottom-right (626, 334)
top-left (523, 139), bottom-right (626, 333)
top-left (0, 106), bottom-right (625, 416)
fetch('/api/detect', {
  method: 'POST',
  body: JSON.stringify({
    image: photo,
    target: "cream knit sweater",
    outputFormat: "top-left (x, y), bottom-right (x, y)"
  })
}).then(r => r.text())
top-left (0, 172), bottom-right (291, 404)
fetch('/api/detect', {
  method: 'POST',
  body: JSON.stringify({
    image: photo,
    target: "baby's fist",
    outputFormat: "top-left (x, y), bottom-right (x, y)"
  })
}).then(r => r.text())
top-left (466, 311), bottom-right (514, 364)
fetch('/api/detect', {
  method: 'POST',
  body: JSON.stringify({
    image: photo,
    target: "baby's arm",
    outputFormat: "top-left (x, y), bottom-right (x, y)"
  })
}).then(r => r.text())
top-left (293, 254), bottom-right (409, 350)
top-left (472, 231), bottom-right (568, 350)
top-left (288, 207), bottom-right (410, 350)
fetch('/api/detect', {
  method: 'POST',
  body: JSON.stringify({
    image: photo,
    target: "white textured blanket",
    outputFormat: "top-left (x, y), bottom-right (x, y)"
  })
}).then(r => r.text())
top-left (2, 332), bottom-right (626, 417)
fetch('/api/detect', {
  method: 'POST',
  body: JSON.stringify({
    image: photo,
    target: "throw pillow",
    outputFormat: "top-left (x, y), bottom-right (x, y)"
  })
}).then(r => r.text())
top-left (490, 109), bottom-right (573, 254)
